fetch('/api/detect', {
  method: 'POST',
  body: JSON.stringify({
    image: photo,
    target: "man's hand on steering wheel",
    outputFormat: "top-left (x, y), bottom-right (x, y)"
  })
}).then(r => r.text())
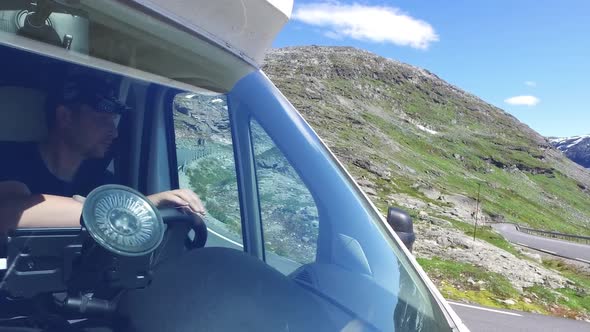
top-left (147, 189), bottom-right (206, 217)
top-left (148, 189), bottom-right (208, 250)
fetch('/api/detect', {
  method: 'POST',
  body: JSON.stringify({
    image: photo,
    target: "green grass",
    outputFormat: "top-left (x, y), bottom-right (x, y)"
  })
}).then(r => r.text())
top-left (417, 257), bottom-right (519, 299)
top-left (536, 259), bottom-right (590, 316)
top-left (185, 148), bottom-right (241, 232)
top-left (418, 257), bottom-right (547, 313)
top-left (440, 285), bottom-right (547, 314)
top-left (359, 105), bottom-right (590, 237)
top-left (543, 260), bottom-right (590, 289)
top-left (418, 257), bottom-right (590, 319)
top-left (439, 217), bottom-right (523, 257)
top-left (352, 84), bottom-right (590, 236)
top-left (357, 110), bottom-right (590, 234)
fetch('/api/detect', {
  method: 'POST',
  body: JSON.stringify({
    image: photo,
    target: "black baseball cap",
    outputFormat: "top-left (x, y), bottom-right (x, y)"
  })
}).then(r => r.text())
top-left (61, 75), bottom-right (131, 114)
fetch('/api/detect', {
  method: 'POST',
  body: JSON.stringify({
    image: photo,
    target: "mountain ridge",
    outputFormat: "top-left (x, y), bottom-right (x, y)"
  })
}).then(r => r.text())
top-left (263, 46), bottom-right (590, 236)
top-left (263, 45), bottom-right (590, 319)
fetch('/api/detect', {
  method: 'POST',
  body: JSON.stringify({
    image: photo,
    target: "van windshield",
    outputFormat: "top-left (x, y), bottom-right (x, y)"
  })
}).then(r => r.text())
top-left (170, 79), bottom-right (453, 331)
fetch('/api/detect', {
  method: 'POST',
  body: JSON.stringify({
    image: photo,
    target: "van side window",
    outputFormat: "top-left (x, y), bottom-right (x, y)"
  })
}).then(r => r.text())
top-left (250, 120), bottom-right (319, 266)
top-left (173, 93), bottom-right (243, 248)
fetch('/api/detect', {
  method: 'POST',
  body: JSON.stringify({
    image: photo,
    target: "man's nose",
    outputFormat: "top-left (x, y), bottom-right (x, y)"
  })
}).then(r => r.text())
top-left (111, 124), bottom-right (119, 139)
top-left (109, 116), bottom-right (119, 138)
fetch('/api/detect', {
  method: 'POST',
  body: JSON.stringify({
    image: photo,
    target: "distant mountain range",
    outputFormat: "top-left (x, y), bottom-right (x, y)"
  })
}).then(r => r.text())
top-left (549, 135), bottom-right (590, 168)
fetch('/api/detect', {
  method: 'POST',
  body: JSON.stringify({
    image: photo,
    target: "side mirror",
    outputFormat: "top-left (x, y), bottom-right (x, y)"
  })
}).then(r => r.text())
top-left (387, 207), bottom-right (415, 252)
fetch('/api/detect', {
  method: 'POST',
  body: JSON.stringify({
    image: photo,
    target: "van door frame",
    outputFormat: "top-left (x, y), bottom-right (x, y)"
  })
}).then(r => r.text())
top-left (227, 98), bottom-right (265, 260)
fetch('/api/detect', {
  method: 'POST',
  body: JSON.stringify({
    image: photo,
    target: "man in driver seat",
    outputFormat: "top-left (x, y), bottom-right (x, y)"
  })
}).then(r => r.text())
top-left (0, 75), bottom-right (205, 233)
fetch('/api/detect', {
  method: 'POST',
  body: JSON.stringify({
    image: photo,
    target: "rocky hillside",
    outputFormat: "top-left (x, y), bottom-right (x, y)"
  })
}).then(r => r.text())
top-left (550, 135), bottom-right (590, 168)
top-left (263, 46), bottom-right (590, 319)
top-left (263, 46), bottom-right (590, 235)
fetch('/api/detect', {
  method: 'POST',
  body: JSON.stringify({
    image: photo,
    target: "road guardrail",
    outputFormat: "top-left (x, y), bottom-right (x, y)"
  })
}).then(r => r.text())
top-left (515, 225), bottom-right (590, 245)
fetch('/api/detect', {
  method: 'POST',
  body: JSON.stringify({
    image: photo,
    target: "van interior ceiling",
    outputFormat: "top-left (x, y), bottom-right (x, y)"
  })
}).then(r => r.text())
top-left (0, 0), bottom-right (255, 93)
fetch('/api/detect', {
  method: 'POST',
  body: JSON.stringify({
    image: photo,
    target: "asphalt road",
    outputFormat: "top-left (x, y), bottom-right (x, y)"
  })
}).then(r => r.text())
top-left (492, 223), bottom-right (590, 263)
top-left (450, 301), bottom-right (590, 332)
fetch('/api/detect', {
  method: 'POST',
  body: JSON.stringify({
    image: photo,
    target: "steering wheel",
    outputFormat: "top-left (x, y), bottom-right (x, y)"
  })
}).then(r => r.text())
top-left (159, 208), bottom-right (208, 249)
top-left (145, 208), bottom-right (208, 269)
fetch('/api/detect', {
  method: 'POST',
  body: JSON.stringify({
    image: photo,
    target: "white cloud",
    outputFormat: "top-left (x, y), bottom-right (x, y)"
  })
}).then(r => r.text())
top-left (525, 81), bottom-right (537, 87)
top-left (292, 2), bottom-right (439, 49)
top-left (504, 95), bottom-right (540, 106)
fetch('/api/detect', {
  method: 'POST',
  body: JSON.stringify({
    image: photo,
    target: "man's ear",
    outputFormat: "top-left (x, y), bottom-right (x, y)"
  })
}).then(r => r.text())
top-left (55, 105), bottom-right (74, 129)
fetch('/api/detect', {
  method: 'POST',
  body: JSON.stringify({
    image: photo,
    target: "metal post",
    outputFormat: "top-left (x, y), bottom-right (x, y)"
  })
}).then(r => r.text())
top-left (473, 183), bottom-right (481, 242)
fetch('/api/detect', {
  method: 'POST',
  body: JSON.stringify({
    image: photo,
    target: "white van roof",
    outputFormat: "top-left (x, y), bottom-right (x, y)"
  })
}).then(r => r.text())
top-left (133, 0), bottom-right (293, 66)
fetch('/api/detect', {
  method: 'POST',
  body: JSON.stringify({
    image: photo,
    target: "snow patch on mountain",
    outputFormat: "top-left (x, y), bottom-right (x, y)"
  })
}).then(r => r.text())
top-left (549, 135), bottom-right (590, 168)
top-left (550, 135), bottom-right (590, 150)
top-left (416, 124), bottom-right (438, 135)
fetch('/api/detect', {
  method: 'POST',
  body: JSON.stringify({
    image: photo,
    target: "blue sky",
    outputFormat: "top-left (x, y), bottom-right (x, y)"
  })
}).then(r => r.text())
top-left (273, 1), bottom-right (590, 137)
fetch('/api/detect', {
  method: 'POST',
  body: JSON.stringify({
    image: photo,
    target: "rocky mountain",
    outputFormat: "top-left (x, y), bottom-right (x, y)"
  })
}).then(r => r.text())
top-left (263, 46), bottom-right (590, 235)
top-left (263, 46), bottom-right (590, 317)
top-left (550, 135), bottom-right (590, 168)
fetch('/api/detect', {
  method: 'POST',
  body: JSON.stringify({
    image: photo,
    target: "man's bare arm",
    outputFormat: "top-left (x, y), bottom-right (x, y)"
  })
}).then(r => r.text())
top-left (0, 195), bottom-right (83, 233)
top-left (0, 182), bottom-right (206, 234)
top-left (0, 181), bottom-right (82, 233)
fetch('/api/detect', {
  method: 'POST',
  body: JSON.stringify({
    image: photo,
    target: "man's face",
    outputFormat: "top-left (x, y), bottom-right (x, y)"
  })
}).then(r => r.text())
top-left (62, 104), bottom-right (120, 158)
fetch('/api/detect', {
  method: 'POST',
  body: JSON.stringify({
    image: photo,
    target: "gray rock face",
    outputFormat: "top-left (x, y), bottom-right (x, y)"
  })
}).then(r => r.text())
top-left (413, 222), bottom-right (567, 291)
top-left (173, 93), bottom-right (231, 146)
top-left (550, 135), bottom-right (590, 168)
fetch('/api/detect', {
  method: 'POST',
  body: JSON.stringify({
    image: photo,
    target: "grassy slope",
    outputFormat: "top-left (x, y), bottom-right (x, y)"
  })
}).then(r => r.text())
top-left (266, 50), bottom-right (590, 236)
top-left (264, 47), bottom-right (590, 318)
top-left (353, 78), bottom-right (590, 234)
top-left (418, 257), bottom-right (590, 318)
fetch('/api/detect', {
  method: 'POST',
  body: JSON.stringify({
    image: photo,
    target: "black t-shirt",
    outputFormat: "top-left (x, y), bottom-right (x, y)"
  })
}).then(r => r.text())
top-left (0, 142), bottom-right (115, 197)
